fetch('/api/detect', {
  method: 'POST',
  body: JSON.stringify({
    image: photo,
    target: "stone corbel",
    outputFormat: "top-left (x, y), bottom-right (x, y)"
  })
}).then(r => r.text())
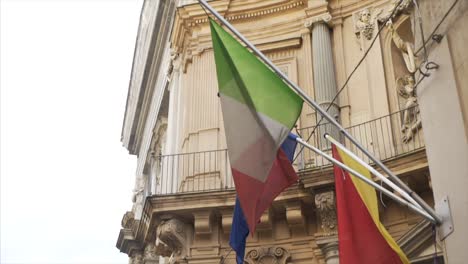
top-left (155, 216), bottom-right (189, 262)
top-left (285, 200), bottom-right (305, 228)
top-left (304, 12), bottom-right (332, 31)
top-left (193, 210), bottom-right (213, 235)
top-left (220, 208), bottom-right (234, 233)
top-left (122, 211), bottom-right (136, 229)
top-left (256, 209), bottom-right (272, 231)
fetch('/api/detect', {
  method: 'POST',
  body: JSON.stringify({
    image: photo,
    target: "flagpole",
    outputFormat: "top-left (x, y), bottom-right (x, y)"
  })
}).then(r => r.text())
top-left (197, 0), bottom-right (442, 224)
top-left (295, 137), bottom-right (436, 223)
top-left (324, 134), bottom-right (423, 209)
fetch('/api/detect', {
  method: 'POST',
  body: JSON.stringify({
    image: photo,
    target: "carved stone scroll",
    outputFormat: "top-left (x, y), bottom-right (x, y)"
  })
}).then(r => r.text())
top-left (245, 246), bottom-right (291, 264)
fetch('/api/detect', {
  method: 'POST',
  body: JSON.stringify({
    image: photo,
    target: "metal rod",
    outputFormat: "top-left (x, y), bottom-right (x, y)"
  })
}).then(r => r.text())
top-left (325, 134), bottom-right (422, 209)
top-left (296, 137), bottom-right (436, 223)
top-left (198, 0), bottom-right (442, 224)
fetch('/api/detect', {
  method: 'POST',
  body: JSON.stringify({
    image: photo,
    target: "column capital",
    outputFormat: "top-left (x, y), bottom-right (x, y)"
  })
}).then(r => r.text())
top-left (304, 12), bottom-right (332, 30)
top-left (315, 190), bottom-right (338, 236)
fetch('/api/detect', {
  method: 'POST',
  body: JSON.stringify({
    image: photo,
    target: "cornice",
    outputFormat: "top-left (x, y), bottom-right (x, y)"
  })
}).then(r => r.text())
top-left (328, 0), bottom-right (392, 21)
top-left (179, 0), bottom-right (305, 27)
top-left (171, 0), bottom-right (307, 57)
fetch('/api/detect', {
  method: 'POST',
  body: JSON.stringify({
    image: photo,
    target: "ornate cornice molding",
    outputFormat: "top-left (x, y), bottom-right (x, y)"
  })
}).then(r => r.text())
top-left (179, 0), bottom-right (305, 27)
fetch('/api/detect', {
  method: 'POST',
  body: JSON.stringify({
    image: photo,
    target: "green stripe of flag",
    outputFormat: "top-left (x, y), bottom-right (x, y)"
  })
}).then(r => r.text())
top-left (210, 19), bottom-right (303, 129)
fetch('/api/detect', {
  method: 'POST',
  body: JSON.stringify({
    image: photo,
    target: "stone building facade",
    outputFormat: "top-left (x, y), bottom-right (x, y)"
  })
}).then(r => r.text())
top-left (117, 0), bottom-right (468, 263)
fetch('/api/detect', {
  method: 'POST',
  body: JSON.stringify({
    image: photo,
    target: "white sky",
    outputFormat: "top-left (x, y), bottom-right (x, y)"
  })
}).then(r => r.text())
top-left (1, 0), bottom-right (143, 263)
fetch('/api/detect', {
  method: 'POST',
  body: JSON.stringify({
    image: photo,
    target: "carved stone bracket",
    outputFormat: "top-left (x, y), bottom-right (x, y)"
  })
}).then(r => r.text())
top-left (193, 210), bottom-right (212, 235)
top-left (245, 246), bottom-right (291, 264)
top-left (257, 209), bottom-right (272, 231)
top-left (220, 208), bottom-right (234, 233)
top-left (155, 217), bottom-right (189, 262)
top-left (122, 211), bottom-right (136, 229)
top-left (315, 191), bottom-right (337, 235)
top-left (285, 201), bottom-right (305, 228)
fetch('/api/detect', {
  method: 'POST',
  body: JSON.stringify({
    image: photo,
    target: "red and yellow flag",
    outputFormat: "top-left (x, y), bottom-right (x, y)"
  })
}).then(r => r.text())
top-left (332, 145), bottom-right (410, 264)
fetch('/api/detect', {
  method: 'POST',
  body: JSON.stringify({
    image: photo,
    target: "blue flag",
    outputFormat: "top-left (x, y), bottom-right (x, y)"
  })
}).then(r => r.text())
top-left (229, 133), bottom-right (298, 263)
top-left (230, 197), bottom-right (249, 264)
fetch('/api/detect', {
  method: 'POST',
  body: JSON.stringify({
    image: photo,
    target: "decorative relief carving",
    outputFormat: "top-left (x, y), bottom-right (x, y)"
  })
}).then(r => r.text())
top-left (378, 0), bottom-right (412, 23)
top-left (387, 21), bottom-right (418, 73)
top-left (132, 177), bottom-right (145, 215)
top-left (354, 8), bottom-right (380, 41)
top-left (396, 75), bottom-right (421, 143)
top-left (245, 247), bottom-right (291, 264)
top-left (122, 211), bottom-right (135, 229)
top-left (315, 191), bottom-right (337, 234)
top-left (129, 251), bottom-right (144, 264)
top-left (155, 218), bottom-right (187, 263)
top-left (167, 49), bottom-right (180, 77)
top-left (143, 243), bottom-right (159, 262)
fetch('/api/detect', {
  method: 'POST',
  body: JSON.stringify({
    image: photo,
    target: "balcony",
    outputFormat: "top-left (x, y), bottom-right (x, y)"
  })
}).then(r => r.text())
top-left (151, 106), bottom-right (425, 196)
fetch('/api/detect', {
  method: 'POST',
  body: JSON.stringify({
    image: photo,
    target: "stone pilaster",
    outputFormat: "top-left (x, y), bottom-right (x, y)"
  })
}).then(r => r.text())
top-left (314, 190), bottom-right (339, 263)
top-left (308, 14), bottom-right (341, 147)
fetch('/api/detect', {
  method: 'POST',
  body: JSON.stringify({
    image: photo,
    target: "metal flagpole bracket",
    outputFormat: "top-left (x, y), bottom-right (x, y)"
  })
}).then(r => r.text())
top-left (435, 196), bottom-right (454, 240)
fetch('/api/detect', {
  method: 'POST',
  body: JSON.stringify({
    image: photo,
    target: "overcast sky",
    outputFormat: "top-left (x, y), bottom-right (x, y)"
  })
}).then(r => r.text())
top-left (1, 0), bottom-right (143, 263)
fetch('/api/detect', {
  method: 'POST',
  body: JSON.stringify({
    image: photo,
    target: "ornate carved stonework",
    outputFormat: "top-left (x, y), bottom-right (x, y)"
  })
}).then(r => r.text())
top-left (315, 191), bottom-right (337, 234)
top-left (304, 12), bottom-right (332, 29)
top-left (245, 247), bottom-right (291, 264)
top-left (129, 251), bottom-right (144, 264)
top-left (155, 218), bottom-right (187, 263)
top-left (354, 8), bottom-right (379, 40)
top-left (378, 0), bottom-right (412, 23)
top-left (184, 0), bottom-right (305, 27)
top-left (387, 21), bottom-right (418, 73)
top-left (167, 49), bottom-right (180, 77)
top-left (143, 243), bottom-right (159, 263)
top-left (396, 75), bottom-right (421, 143)
top-left (122, 211), bottom-right (135, 229)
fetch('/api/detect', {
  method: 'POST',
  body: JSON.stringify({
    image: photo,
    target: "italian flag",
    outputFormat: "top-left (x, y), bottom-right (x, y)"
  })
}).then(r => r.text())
top-left (332, 145), bottom-right (410, 264)
top-left (210, 18), bottom-right (303, 234)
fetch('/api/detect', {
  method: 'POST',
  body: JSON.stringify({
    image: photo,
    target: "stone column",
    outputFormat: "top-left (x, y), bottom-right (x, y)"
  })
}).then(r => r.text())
top-left (321, 242), bottom-right (339, 264)
top-left (314, 190), bottom-right (339, 263)
top-left (309, 15), bottom-right (340, 148)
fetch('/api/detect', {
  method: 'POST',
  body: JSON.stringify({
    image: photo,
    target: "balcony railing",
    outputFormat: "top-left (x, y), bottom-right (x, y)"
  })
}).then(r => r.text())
top-left (151, 106), bottom-right (424, 196)
top-left (152, 149), bottom-right (234, 196)
top-left (296, 105), bottom-right (424, 169)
